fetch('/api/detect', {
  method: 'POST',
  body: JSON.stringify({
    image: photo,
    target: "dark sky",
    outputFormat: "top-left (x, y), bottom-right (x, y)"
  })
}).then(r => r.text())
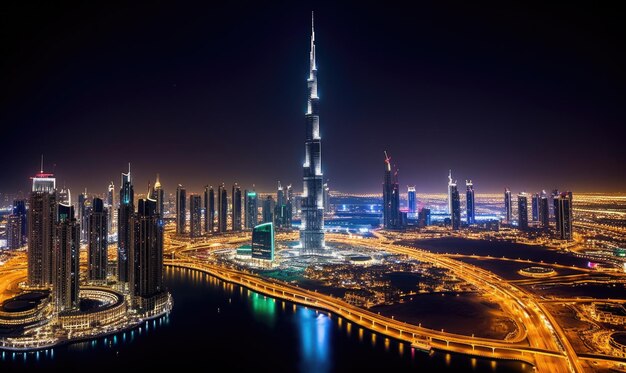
top-left (1, 2), bottom-right (625, 196)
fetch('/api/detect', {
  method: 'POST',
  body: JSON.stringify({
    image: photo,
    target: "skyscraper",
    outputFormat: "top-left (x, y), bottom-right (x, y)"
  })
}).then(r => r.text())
top-left (175, 184), bottom-right (186, 235)
top-left (204, 185), bottom-right (215, 234)
top-left (407, 186), bottom-right (416, 214)
top-left (245, 189), bottom-right (258, 229)
top-left (78, 189), bottom-right (90, 242)
top-left (251, 222), bottom-right (275, 263)
top-left (153, 174), bottom-right (164, 216)
top-left (539, 190), bottom-right (549, 228)
top-left (189, 194), bottom-right (202, 238)
top-left (12, 199), bottom-right (28, 246)
top-left (555, 192), bottom-right (573, 240)
top-left (323, 182), bottom-right (331, 214)
top-left (274, 182), bottom-right (291, 228)
top-left (504, 188), bottom-right (512, 223)
top-left (57, 186), bottom-right (71, 206)
top-left (217, 184), bottom-right (227, 233)
top-left (7, 214), bottom-right (23, 249)
top-left (28, 165), bottom-right (57, 287)
top-left (117, 164), bottom-right (134, 284)
top-left (518, 192), bottom-right (528, 230)
top-left (107, 181), bottom-right (116, 235)
top-left (262, 196), bottom-right (274, 224)
top-left (53, 203), bottom-right (80, 313)
top-left (450, 182), bottom-right (461, 230)
top-left (383, 152), bottom-right (401, 229)
top-left (232, 184), bottom-right (242, 231)
top-left (466, 180), bottom-right (475, 225)
top-left (130, 198), bottom-right (164, 306)
top-left (447, 170), bottom-right (454, 215)
top-left (88, 197), bottom-right (108, 282)
top-left (300, 13), bottom-right (325, 254)
top-left (531, 193), bottom-right (540, 222)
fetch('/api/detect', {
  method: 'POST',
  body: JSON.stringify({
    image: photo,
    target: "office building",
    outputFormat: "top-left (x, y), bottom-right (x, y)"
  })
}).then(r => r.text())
top-left (555, 192), bottom-right (573, 240)
top-left (539, 190), bottom-right (549, 228)
top-left (117, 164), bottom-right (134, 283)
top-left (204, 185), bottom-right (215, 234)
top-left (232, 184), bottom-right (242, 231)
top-left (262, 196), bottom-right (274, 224)
top-left (251, 222), bottom-right (275, 262)
top-left (88, 197), bottom-right (108, 282)
top-left (28, 165), bottom-right (57, 287)
top-left (153, 174), bottom-right (164, 216)
top-left (382, 152), bottom-right (401, 229)
top-left (531, 193), bottom-right (540, 222)
top-left (7, 214), bottom-right (23, 249)
top-left (217, 184), bottom-right (227, 232)
top-left (407, 186), bottom-right (416, 214)
top-left (450, 182), bottom-right (461, 230)
top-left (53, 203), bottom-right (80, 313)
top-left (245, 189), bottom-right (258, 229)
top-left (504, 188), bottom-right (512, 223)
top-left (175, 184), bottom-right (186, 235)
top-left (323, 182), bottom-right (331, 214)
top-left (107, 181), bottom-right (116, 235)
top-left (189, 194), bottom-right (202, 238)
top-left (466, 180), bottom-right (475, 225)
top-left (518, 192), bottom-right (528, 230)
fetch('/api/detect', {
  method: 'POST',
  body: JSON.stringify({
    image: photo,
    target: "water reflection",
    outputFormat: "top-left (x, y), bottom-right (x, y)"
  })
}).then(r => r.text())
top-left (297, 307), bottom-right (331, 373)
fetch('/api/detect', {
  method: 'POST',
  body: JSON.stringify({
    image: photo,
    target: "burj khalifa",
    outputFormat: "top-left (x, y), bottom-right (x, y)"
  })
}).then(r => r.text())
top-left (300, 12), bottom-right (325, 254)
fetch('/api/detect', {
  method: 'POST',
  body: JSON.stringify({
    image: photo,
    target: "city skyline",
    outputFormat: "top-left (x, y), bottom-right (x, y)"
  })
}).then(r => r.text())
top-left (1, 3), bottom-right (625, 195)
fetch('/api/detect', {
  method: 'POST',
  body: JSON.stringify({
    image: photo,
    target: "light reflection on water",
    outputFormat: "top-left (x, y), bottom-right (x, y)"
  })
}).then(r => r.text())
top-left (297, 306), bottom-right (331, 373)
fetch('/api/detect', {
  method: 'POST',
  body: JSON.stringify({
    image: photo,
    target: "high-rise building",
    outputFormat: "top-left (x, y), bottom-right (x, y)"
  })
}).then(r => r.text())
top-left (245, 189), bottom-right (258, 229)
top-left (217, 184), bottom-right (227, 233)
top-left (407, 186), bottom-right (416, 214)
top-left (10, 199), bottom-right (27, 247)
top-left (7, 214), bottom-right (23, 249)
top-left (153, 174), bottom-right (164, 216)
top-left (130, 198), bottom-right (164, 305)
top-left (418, 208), bottom-right (431, 227)
top-left (504, 188), bottom-right (512, 223)
top-left (531, 193), bottom-right (540, 222)
top-left (300, 13), bottom-right (325, 254)
top-left (450, 183), bottom-right (461, 230)
top-left (28, 164), bottom-right (57, 287)
top-left (550, 188), bottom-right (559, 220)
top-left (204, 185), bottom-right (215, 234)
top-left (518, 192), bottom-right (528, 230)
top-left (107, 181), bottom-right (116, 235)
top-left (175, 184), bottom-right (186, 235)
top-left (189, 194), bottom-right (202, 238)
top-left (53, 203), bottom-right (80, 313)
top-left (323, 182), bottom-right (331, 214)
top-left (57, 186), bottom-right (71, 206)
top-left (78, 189), bottom-right (91, 242)
top-left (465, 180), bottom-right (475, 225)
top-left (232, 184), bottom-right (242, 231)
top-left (251, 222), bottom-right (275, 262)
top-left (117, 164), bottom-right (134, 283)
top-left (539, 190), bottom-right (549, 228)
top-left (274, 182), bottom-right (291, 228)
top-left (88, 197), bottom-right (108, 282)
top-left (447, 170), bottom-right (454, 215)
top-left (555, 192), bottom-right (573, 240)
top-left (262, 196), bottom-right (274, 224)
top-left (383, 152), bottom-right (401, 229)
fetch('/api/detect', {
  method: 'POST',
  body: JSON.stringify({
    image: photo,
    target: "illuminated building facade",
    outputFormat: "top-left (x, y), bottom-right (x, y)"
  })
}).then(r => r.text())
top-left (175, 184), bottom-right (186, 235)
top-left (539, 190), bottom-right (549, 228)
top-left (555, 191), bottom-right (573, 240)
top-left (7, 214), bottom-right (23, 249)
top-left (189, 194), bottom-right (202, 238)
top-left (383, 152), bottom-right (401, 229)
top-left (518, 192), bottom-right (528, 230)
top-left (531, 193), bottom-right (540, 222)
top-left (232, 184), bottom-right (242, 231)
top-left (53, 203), bottom-right (80, 313)
top-left (504, 188), bottom-right (512, 223)
top-left (274, 182), bottom-right (292, 228)
top-left (251, 222), bottom-right (275, 262)
top-left (262, 196), bottom-right (274, 224)
top-left (450, 182), bottom-right (460, 230)
top-left (117, 164), bottom-right (134, 283)
top-left (465, 180), bottom-right (475, 224)
top-left (130, 198), bottom-right (164, 304)
top-left (300, 13), bottom-right (325, 254)
top-left (204, 185), bottom-right (214, 234)
top-left (12, 199), bottom-right (27, 243)
top-left (217, 184), bottom-right (227, 232)
top-left (28, 166), bottom-right (57, 287)
top-left (245, 189), bottom-right (258, 229)
top-left (88, 197), bottom-right (108, 282)
top-left (107, 181), bottom-right (116, 234)
top-left (407, 186), bottom-right (416, 214)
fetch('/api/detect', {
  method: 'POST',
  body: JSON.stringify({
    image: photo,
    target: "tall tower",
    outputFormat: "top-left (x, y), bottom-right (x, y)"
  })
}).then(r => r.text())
top-left (88, 197), bottom-right (108, 282)
top-left (407, 186), bottom-right (416, 214)
top-left (383, 152), bottom-right (401, 229)
top-left (232, 183), bottom-right (242, 231)
top-left (465, 180), bottom-right (475, 225)
top-left (300, 12), bottom-right (325, 254)
top-left (153, 174), bottom-right (164, 216)
top-left (118, 163), bottom-right (134, 284)
top-left (539, 190), bottom-right (549, 228)
top-left (555, 191), bottom-right (573, 240)
top-left (107, 181), bottom-right (116, 235)
top-left (245, 189), bottom-right (258, 229)
top-left (204, 185), bottom-right (215, 234)
top-left (53, 203), bottom-right (80, 313)
top-left (450, 183), bottom-right (461, 230)
top-left (518, 192), bottom-right (529, 230)
top-left (175, 184), bottom-right (186, 235)
top-left (217, 184), bottom-right (227, 232)
top-left (447, 170), bottom-right (454, 215)
top-left (189, 194), bottom-right (202, 238)
top-left (531, 193), bottom-right (540, 222)
top-left (504, 188), bottom-right (512, 223)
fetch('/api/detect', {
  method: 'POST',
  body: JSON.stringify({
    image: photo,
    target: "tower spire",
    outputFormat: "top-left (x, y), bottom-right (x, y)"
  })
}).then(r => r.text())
top-left (310, 11), bottom-right (316, 74)
top-left (40, 154), bottom-right (44, 173)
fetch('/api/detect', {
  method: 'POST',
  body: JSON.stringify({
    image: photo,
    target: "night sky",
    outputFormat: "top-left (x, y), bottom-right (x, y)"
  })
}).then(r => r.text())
top-left (1, 2), bottom-right (625, 196)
